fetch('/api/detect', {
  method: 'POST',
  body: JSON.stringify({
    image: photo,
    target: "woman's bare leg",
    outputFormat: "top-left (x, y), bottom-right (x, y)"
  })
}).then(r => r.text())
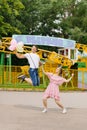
top-left (42, 98), bottom-right (48, 113)
top-left (43, 98), bottom-right (47, 109)
top-left (55, 99), bottom-right (67, 113)
top-left (55, 99), bottom-right (64, 109)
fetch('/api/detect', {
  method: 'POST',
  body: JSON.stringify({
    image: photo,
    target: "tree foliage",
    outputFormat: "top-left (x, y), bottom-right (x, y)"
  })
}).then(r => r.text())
top-left (0, 0), bottom-right (87, 44)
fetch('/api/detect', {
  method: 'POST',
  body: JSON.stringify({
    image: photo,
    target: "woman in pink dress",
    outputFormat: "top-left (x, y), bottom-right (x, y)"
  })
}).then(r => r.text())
top-left (42, 65), bottom-right (74, 114)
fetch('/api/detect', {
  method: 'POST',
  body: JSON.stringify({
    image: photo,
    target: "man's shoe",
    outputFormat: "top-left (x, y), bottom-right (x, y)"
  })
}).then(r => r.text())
top-left (17, 75), bottom-right (26, 83)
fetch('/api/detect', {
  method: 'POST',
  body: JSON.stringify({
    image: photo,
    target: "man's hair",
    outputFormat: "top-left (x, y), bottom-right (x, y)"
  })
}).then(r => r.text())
top-left (33, 45), bottom-right (38, 51)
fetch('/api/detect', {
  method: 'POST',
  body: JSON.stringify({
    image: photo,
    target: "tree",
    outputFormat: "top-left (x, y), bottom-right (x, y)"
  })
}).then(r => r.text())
top-left (0, 0), bottom-right (24, 37)
top-left (59, 0), bottom-right (87, 44)
top-left (0, 0), bottom-right (87, 44)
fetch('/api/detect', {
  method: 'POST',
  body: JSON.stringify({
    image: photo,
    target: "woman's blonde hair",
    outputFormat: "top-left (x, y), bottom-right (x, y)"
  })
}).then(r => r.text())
top-left (58, 64), bottom-right (62, 76)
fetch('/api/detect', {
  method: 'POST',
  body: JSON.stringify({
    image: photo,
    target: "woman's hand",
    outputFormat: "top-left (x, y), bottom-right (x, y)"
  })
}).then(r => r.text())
top-left (71, 73), bottom-right (74, 77)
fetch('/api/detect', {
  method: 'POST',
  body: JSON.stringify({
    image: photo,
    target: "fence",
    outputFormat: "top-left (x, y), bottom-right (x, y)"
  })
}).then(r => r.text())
top-left (0, 65), bottom-right (87, 91)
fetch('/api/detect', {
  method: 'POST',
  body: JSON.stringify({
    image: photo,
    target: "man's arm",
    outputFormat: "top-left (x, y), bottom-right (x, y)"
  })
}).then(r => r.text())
top-left (39, 61), bottom-right (43, 67)
top-left (15, 52), bottom-right (25, 59)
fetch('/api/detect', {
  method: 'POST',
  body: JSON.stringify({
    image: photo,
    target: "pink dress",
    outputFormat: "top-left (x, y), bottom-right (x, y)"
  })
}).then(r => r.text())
top-left (43, 73), bottom-right (67, 100)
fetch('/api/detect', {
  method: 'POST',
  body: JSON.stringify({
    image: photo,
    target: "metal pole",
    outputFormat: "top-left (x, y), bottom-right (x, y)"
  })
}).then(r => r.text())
top-left (0, 53), bottom-right (5, 84)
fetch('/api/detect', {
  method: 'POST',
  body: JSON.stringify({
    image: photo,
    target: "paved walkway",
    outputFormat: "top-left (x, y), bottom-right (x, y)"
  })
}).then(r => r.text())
top-left (0, 91), bottom-right (87, 130)
top-left (0, 91), bottom-right (87, 108)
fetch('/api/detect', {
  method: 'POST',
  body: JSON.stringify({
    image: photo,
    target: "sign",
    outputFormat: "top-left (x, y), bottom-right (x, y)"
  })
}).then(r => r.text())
top-left (12, 35), bottom-right (76, 48)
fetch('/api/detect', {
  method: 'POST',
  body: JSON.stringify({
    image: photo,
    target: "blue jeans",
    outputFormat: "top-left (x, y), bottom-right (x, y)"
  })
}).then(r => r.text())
top-left (29, 68), bottom-right (40, 86)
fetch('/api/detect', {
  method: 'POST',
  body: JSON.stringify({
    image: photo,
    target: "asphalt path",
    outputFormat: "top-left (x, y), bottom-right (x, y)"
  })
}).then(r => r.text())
top-left (0, 91), bottom-right (87, 130)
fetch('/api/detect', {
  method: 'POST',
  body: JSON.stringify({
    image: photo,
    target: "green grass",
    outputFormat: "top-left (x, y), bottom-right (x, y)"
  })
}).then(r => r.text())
top-left (0, 83), bottom-right (83, 92)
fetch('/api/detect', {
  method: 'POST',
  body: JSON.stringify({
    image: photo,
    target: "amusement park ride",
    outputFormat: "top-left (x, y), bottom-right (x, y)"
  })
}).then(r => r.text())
top-left (0, 35), bottom-right (87, 69)
top-left (0, 35), bottom-right (87, 89)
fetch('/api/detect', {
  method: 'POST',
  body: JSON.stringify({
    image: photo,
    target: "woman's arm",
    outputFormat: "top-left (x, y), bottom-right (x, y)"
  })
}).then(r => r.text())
top-left (41, 65), bottom-right (46, 75)
top-left (64, 73), bottom-right (74, 83)
top-left (41, 65), bottom-right (49, 76)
